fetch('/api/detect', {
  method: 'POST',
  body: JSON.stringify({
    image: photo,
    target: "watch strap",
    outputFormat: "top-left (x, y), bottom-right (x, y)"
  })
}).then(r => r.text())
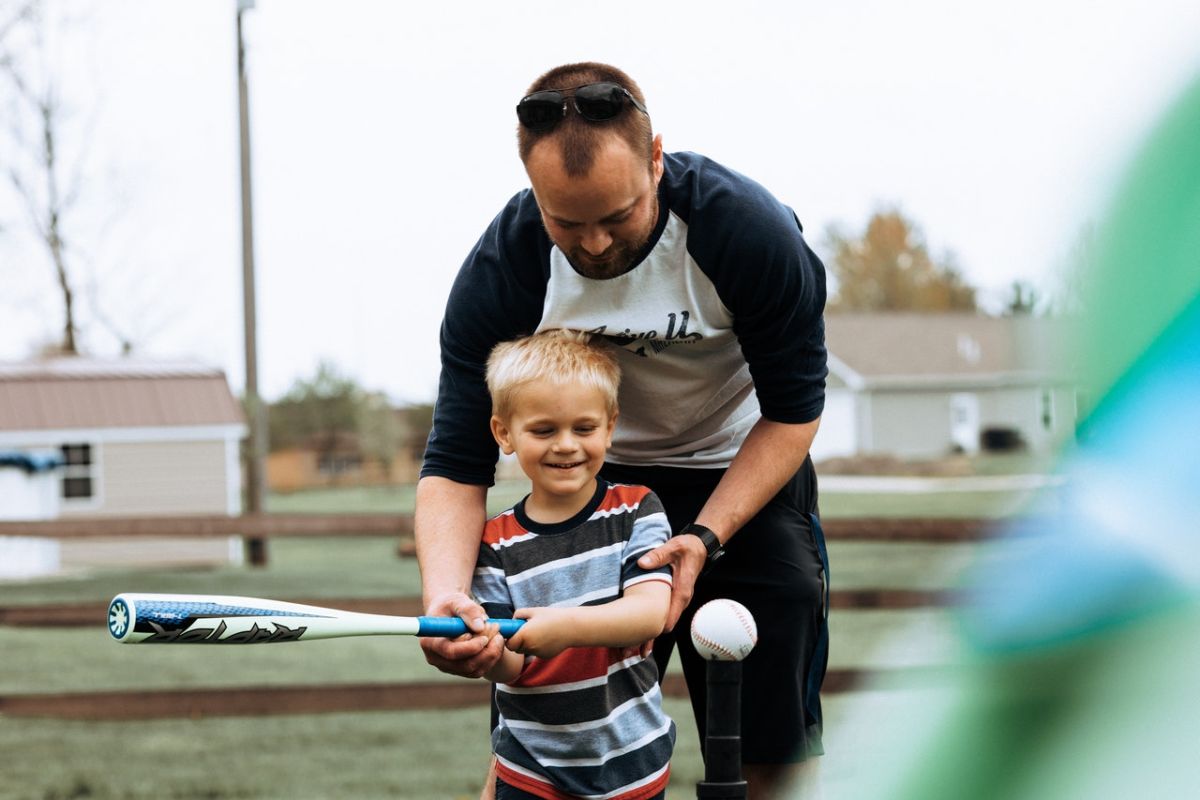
top-left (680, 523), bottom-right (724, 563)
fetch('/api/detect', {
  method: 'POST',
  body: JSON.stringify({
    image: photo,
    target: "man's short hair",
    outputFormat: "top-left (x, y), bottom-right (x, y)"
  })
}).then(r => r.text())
top-left (517, 62), bottom-right (653, 177)
top-left (486, 330), bottom-right (621, 420)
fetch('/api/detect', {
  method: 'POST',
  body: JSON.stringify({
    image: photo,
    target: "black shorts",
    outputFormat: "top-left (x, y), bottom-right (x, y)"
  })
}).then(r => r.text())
top-left (600, 459), bottom-right (830, 764)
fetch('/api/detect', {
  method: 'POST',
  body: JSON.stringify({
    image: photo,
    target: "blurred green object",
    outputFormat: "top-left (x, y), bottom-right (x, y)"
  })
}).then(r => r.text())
top-left (846, 75), bottom-right (1200, 800)
top-left (1074, 74), bottom-right (1200, 406)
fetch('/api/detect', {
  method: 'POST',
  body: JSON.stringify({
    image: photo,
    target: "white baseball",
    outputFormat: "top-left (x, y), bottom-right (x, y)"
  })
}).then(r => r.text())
top-left (689, 599), bottom-right (758, 661)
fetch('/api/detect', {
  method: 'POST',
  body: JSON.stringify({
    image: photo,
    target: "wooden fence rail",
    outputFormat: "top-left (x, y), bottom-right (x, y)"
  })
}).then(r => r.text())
top-left (0, 514), bottom-right (997, 541)
top-left (0, 514), bottom-right (413, 538)
top-left (0, 668), bottom-right (961, 719)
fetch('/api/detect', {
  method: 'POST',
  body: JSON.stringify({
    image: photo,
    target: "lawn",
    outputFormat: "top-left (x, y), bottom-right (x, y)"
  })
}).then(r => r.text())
top-left (264, 474), bottom-right (1057, 519)
top-left (0, 478), bottom-right (1038, 798)
top-left (0, 698), bottom-right (710, 800)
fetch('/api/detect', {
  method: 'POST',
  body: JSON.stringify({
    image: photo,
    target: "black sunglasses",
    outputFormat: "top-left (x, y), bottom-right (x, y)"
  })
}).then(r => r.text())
top-left (516, 82), bottom-right (649, 131)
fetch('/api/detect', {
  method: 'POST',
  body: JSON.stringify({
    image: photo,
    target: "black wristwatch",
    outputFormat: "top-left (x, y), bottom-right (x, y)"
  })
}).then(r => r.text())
top-left (680, 523), bottom-right (725, 566)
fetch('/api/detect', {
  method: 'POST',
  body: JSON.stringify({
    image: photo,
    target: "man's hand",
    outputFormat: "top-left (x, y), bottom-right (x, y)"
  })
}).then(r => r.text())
top-left (637, 534), bottom-right (708, 631)
top-left (419, 591), bottom-right (505, 679)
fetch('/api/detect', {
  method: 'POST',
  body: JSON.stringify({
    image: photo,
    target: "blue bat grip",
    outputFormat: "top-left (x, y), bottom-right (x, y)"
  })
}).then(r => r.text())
top-left (416, 616), bottom-right (525, 638)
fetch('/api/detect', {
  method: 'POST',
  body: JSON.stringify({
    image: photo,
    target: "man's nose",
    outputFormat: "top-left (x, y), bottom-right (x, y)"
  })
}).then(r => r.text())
top-left (579, 227), bottom-right (612, 256)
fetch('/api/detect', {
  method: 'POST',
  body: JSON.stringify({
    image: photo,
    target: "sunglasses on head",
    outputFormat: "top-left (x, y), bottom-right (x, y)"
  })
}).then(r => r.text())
top-left (516, 82), bottom-right (649, 132)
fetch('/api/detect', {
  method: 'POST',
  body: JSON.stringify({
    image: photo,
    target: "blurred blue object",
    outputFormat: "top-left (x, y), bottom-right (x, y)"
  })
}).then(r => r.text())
top-left (0, 451), bottom-right (64, 474)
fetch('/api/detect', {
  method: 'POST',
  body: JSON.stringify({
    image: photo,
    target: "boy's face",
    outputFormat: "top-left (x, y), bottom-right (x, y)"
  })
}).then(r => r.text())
top-left (491, 380), bottom-right (615, 513)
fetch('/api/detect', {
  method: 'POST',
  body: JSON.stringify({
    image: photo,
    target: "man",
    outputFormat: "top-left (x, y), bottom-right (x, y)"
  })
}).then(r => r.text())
top-left (416, 62), bottom-right (829, 799)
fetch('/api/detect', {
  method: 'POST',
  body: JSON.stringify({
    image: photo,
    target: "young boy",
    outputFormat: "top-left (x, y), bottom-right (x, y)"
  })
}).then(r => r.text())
top-left (472, 330), bottom-right (675, 800)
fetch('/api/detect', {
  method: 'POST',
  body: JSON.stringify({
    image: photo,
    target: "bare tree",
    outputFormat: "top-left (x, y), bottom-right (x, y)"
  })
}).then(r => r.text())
top-left (1, 0), bottom-right (97, 355)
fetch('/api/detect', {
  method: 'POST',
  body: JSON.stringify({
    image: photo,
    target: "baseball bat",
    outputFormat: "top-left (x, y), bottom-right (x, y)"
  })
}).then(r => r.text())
top-left (107, 593), bottom-right (524, 644)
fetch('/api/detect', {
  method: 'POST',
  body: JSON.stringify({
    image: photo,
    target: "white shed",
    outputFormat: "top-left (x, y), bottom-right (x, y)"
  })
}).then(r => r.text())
top-left (0, 359), bottom-right (248, 517)
top-left (0, 359), bottom-right (249, 578)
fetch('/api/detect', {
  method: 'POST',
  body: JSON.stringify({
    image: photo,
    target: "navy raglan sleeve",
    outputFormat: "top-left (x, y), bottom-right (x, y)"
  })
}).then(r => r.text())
top-left (679, 156), bottom-right (828, 423)
top-left (420, 191), bottom-right (553, 485)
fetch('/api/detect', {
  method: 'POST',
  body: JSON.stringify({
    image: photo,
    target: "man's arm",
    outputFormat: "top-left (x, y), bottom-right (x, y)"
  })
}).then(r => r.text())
top-left (414, 476), bottom-right (506, 678)
top-left (639, 416), bottom-right (820, 630)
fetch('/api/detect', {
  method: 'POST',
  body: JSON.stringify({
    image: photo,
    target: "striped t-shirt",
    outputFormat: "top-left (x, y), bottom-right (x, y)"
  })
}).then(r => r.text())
top-left (472, 480), bottom-right (675, 800)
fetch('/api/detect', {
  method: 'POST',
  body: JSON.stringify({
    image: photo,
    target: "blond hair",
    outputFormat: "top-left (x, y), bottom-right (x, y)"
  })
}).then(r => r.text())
top-left (486, 330), bottom-right (620, 420)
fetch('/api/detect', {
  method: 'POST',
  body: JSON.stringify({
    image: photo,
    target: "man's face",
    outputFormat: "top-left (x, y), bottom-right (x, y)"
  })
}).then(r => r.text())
top-left (525, 133), bottom-right (664, 280)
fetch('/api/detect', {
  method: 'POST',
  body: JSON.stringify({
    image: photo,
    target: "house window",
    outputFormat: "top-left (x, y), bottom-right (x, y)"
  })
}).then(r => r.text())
top-left (1040, 389), bottom-right (1055, 431)
top-left (61, 443), bottom-right (95, 500)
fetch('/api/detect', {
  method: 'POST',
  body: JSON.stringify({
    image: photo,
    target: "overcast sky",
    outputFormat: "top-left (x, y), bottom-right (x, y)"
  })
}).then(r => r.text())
top-left (3, 0), bottom-right (1199, 403)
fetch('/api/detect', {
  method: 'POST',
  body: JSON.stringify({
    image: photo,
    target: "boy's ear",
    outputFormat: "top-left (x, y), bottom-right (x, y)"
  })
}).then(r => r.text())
top-left (491, 415), bottom-right (515, 454)
top-left (605, 411), bottom-right (618, 449)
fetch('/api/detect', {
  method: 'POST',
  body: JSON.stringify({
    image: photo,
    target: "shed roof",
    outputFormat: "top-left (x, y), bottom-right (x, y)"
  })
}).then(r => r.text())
top-left (0, 359), bottom-right (247, 432)
top-left (825, 313), bottom-right (1074, 388)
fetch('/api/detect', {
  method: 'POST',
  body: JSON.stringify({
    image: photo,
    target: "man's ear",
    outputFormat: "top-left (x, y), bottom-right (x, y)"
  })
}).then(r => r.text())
top-left (651, 134), bottom-right (664, 185)
top-left (491, 415), bottom-right (515, 455)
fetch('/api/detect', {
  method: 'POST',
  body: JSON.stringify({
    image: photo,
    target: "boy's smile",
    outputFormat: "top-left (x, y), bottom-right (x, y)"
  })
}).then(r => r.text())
top-left (491, 380), bottom-right (616, 523)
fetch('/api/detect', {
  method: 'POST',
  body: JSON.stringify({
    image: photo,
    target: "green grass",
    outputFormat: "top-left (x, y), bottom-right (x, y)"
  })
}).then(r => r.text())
top-left (0, 699), bottom-right (703, 799)
top-left (266, 475), bottom-right (1052, 520)
top-left (0, 537), bottom-right (423, 607)
top-left (0, 544), bottom-right (975, 695)
top-left (265, 479), bottom-right (533, 516)
top-left (0, 626), bottom-right (462, 694)
top-left (819, 487), bottom-right (1047, 519)
top-left (0, 478), bottom-right (1035, 799)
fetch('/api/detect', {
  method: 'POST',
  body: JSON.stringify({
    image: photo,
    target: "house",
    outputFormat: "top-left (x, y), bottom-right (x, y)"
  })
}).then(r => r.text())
top-left (0, 359), bottom-right (248, 578)
top-left (813, 313), bottom-right (1076, 462)
top-left (0, 358), bottom-right (248, 515)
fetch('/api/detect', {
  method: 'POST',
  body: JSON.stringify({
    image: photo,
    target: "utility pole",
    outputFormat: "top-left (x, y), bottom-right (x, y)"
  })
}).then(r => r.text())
top-left (237, 0), bottom-right (268, 566)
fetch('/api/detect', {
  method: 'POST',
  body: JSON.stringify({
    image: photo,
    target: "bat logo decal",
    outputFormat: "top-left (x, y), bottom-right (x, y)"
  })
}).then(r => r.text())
top-left (108, 598), bottom-right (130, 639)
top-left (143, 620), bottom-right (308, 644)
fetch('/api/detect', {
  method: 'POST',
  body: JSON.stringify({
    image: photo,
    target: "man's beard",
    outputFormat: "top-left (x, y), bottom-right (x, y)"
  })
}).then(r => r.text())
top-left (562, 197), bottom-right (658, 280)
top-left (565, 238), bottom-right (648, 280)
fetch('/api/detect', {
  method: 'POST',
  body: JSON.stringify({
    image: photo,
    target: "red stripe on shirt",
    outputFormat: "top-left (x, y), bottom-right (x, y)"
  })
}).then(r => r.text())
top-left (482, 511), bottom-right (525, 546)
top-left (515, 645), bottom-right (645, 688)
top-left (600, 483), bottom-right (651, 513)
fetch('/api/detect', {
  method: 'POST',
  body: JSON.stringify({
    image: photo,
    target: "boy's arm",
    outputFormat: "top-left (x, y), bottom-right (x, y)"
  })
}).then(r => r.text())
top-left (504, 580), bottom-right (671, 659)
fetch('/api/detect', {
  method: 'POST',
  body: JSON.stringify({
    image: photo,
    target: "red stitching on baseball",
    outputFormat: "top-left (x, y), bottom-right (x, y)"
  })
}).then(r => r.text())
top-left (692, 632), bottom-right (734, 658)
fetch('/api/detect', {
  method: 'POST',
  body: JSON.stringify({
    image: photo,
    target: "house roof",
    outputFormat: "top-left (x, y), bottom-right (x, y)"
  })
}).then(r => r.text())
top-left (0, 358), bottom-right (247, 432)
top-left (825, 313), bottom-right (1074, 389)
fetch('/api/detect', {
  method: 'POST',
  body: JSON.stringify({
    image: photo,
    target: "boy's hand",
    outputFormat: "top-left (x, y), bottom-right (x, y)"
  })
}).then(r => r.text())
top-left (419, 590), bottom-right (505, 678)
top-left (506, 607), bottom-right (576, 659)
